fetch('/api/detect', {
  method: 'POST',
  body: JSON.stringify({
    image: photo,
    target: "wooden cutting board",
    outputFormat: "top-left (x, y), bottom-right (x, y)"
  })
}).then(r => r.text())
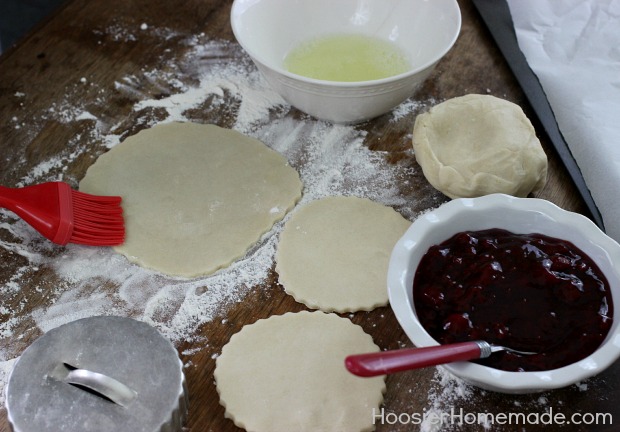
top-left (0, 1), bottom-right (616, 431)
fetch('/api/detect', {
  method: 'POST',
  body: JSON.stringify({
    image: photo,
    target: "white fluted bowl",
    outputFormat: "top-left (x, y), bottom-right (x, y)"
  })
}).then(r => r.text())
top-left (388, 194), bottom-right (620, 393)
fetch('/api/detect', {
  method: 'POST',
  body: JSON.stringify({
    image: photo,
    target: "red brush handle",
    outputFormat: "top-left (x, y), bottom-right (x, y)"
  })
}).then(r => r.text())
top-left (345, 341), bottom-right (483, 377)
top-left (0, 183), bottom-right (71, 244)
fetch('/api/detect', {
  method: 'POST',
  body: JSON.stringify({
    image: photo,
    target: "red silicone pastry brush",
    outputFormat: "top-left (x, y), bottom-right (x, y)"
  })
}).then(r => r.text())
top-left (0, 182), bottom-right (124, 246)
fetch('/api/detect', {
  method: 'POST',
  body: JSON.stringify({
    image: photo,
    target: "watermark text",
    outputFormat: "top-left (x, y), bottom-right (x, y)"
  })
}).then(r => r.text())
top-left (372, 407), bottom-right (613, 427)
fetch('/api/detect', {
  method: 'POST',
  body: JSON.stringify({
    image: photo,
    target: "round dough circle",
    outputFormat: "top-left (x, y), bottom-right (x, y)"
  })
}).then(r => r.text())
top-left (412, 94), bottom-right (548, 199)
top-left (214, 311), bottom-right (386, 432)
top-left (275, 196), bottom-right (411, 312)
top-left (79, 122), bottom-right (302, 277)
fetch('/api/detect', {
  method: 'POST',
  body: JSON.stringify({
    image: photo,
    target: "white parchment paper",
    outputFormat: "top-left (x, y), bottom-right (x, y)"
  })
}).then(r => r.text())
top-left (506, 0), bottom-right (620, 241)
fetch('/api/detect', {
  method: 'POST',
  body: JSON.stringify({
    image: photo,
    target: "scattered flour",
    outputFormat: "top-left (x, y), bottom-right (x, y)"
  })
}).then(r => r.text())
top-left (391, 98), bottom-right (433, 122)
top-left (0, 28), bottom-right (429, 401)
top-left (421, 367), bottom-right (475, 432)
top-left (0, 359), bottom-right (18, 406)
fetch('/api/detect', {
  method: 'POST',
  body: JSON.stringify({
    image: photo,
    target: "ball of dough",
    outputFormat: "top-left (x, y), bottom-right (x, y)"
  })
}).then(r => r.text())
top-left (412, 94), bottom-right (548, 199)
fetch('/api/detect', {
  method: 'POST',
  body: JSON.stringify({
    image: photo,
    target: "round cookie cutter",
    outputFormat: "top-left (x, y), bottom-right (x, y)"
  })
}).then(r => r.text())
top-left (5, 316), bottom-right (187, 432)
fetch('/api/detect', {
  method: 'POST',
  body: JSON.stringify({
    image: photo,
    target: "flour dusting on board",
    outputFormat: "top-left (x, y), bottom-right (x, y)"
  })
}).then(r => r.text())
top-left (0, 26), bottom-right (432, 403)
top-left (421, 368), bottom-right (476, 432)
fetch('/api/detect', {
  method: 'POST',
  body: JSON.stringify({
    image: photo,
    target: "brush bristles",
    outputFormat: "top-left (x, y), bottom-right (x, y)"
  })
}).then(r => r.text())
top-left (70, 190), bottom-right (125, 246)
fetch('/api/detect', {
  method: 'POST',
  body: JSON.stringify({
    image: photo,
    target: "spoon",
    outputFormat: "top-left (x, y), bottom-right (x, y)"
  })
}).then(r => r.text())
top-left (345, 340), bottom-right (536, 377)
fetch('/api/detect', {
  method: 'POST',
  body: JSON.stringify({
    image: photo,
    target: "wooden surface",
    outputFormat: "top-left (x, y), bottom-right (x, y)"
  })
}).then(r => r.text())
top-left (0, 0), bottom-right (617, 431)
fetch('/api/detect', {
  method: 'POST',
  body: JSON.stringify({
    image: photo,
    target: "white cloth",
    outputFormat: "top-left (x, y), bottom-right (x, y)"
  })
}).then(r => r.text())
top-left (506, 0), bottom-right (620, 241)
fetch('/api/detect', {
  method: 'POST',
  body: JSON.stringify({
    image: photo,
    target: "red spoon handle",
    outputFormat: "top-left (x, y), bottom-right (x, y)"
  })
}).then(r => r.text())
top-left (345, 341), bottom-right (482, 377)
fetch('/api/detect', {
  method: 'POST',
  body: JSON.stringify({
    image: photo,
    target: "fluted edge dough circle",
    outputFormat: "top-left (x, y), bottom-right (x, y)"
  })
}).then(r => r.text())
top-left (214, 311), bottom-right (386, 432)
top-left (412, 94), bottom-right (548, 199)
top-left (79, 122), bottom-right (303, 277)
top-left (275, 196), bottom-right (411, 312)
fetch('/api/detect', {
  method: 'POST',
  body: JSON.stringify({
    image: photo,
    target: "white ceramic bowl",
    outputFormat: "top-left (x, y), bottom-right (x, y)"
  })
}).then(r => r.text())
top-left (230, 0), bottom-right (461, 124)
top-left (387, 194), bottom-right (620, 393)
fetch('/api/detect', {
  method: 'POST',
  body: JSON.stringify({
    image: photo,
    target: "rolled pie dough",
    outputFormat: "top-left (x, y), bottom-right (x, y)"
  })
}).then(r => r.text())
top-left (275, 196), bottom-right (411, 312)
top-left (79, 122), bottom-right (302, 277)
top-left (214, 311), bottom-right (386, 432)
top-left (412, 94), bottom-right (548, 198)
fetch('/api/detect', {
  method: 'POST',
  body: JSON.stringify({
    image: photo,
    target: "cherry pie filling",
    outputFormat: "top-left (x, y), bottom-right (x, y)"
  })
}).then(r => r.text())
top-left (413, 228), bottom-right (613, 372)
